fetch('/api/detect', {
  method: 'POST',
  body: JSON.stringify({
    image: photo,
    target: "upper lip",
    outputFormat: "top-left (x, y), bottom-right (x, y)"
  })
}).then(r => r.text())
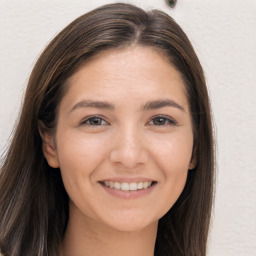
top-left (99, 177), bottom-right (156, 183)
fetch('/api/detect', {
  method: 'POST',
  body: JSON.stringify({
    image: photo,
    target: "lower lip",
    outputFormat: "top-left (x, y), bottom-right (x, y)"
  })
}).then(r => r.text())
top-left (100, 183), bottom-right (156, 199)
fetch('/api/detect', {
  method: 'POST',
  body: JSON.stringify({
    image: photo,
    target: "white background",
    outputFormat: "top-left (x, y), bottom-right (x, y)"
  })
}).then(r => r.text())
top-left (0, 0), bottom-right (255, 255)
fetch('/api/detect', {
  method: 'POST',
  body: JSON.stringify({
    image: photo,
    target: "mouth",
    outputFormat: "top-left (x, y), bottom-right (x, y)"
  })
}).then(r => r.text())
top-left (100, 180), bottom-right (157, 191)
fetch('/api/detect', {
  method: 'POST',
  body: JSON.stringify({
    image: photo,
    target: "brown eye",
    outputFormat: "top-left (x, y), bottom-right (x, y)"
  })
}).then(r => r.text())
top-left (153, 117), bottom-right (167, 125)
top-left (149, 116), bottom-right (177, 126)
top-left (89, 118), bottom-right (103, 125)
top-left (81, 116), bottom-right (109, 126)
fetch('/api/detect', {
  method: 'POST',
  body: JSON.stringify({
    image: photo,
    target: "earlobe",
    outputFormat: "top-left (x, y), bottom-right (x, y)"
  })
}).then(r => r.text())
top-left (189, 144), bottom-right (197, 170)
top-left (42, 138), bottom-right (60, 168)
top-left (189, 157), bottom-right (197, 170)
top-left (38, 121), bottom-right (60, 168)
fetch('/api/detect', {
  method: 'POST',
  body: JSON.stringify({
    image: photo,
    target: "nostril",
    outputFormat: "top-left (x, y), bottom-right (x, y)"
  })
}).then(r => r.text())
top-left (109, 136), bottom-right (148, 167)
top-left (109, 145), bottom-right (149, 168)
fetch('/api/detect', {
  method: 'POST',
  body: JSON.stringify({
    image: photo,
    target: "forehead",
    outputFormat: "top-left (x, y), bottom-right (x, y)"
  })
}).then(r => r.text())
top-left (61, 46), bottom-right (188, 110)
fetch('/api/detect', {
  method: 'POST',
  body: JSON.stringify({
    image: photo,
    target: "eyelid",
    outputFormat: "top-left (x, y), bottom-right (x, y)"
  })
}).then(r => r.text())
top-left (80, 115), bottom-right (110, 126)
top-left (147, 115), bottom-right (178, 126)
top-left (78, 114), bottom-right (177, 127)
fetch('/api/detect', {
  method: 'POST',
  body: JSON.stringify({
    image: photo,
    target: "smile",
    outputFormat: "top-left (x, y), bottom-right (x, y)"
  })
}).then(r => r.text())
top-left (102, 181), bottom-right (154, 191)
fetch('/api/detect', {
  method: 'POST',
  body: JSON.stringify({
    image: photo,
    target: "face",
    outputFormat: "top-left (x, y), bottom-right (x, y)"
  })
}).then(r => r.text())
top-left (43, 46), bottom-right (195, 232)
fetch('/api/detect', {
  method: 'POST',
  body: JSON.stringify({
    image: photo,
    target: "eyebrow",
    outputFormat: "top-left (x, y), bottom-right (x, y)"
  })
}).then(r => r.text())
top-left (142, 99), bottom-right (185, 112)
top-left (69, 100), bottom-right (115, 113)
top-left (69, 98), bottom-right (185, 113)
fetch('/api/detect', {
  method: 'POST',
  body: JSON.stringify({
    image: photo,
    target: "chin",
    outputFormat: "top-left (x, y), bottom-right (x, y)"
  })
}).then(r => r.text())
top-left (102, 211), bottom-right (158, 232)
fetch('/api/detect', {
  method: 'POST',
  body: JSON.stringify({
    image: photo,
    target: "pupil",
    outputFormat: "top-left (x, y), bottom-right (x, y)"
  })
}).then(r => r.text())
top-left (154, 118), bottom-right (165, 125)
top-left (91, 118), bottom-right (101, 125)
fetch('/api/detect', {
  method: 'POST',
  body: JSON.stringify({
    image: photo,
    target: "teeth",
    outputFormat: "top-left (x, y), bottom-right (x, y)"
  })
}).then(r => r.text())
top-left (143, 181), bottom-right (150, 189)
top-left (109, 181), bottom-right (114, 189)
top-left (114, 181), bottom-right (121, 190)
top-left (103, 181), bottom-right (153, 191)
top-left (121, 183), bottom-right (129, 191)
top-left (137, 182), bottom-right (143, 189)
top-left (129, 182), bottom-right (138, 191)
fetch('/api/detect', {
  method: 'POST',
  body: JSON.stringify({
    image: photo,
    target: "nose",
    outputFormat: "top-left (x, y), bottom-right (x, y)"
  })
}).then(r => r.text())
top-left (109, 126), bottom-right (149, 169)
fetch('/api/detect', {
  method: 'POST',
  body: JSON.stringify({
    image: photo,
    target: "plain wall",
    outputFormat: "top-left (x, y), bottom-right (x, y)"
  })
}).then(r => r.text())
top-left (0, 0), bottom-right (255, 255)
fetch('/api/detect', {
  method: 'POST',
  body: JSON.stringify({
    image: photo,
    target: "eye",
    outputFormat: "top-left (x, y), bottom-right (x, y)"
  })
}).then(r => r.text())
top-left (80, 116), bottom-right (109, 126)
top-left (148, 115), bottom-right (177, 126)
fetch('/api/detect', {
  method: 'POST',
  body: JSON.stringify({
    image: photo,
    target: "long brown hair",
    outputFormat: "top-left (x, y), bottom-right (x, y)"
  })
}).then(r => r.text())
top-left (0, 3), bottom-right (214, 256)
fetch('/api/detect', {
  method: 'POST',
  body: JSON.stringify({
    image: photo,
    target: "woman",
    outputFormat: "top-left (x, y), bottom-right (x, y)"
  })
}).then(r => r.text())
top-left (0, 3), bottom-right (215, 256)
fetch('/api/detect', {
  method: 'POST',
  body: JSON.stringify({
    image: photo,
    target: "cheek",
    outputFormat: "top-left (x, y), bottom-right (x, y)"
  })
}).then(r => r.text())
top-left (149, 131), bottom-right (193, 212)
top-left (55, 130), bottom-right (111, 185)
top-left (151, 131), bottom-right (194, 173)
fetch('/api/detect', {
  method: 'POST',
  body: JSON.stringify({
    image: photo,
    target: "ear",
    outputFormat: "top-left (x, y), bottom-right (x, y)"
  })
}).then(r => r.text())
top-left (38, 121), bottom-right (60, 168)
top-left (189, 156), bottom-right (197, 170)
top-left (189, 143), bottom-right (197, 170)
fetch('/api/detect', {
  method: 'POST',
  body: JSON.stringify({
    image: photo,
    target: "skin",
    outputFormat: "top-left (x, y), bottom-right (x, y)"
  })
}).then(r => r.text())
top-left (42, 46), bottom-right (195, 256)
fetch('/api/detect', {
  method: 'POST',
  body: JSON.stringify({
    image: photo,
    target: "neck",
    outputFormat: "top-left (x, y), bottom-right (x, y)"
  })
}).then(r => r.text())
top-left (60, 208), bottom-right (158, 256)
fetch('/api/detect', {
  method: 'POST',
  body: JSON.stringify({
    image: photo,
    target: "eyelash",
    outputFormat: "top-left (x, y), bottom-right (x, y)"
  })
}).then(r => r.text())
top-left (80, 115), bottom-right (109, 126)
top-left (80, 115), bottom-right (177, 127)
top-left (147, 115), bottom-right (177, 126)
